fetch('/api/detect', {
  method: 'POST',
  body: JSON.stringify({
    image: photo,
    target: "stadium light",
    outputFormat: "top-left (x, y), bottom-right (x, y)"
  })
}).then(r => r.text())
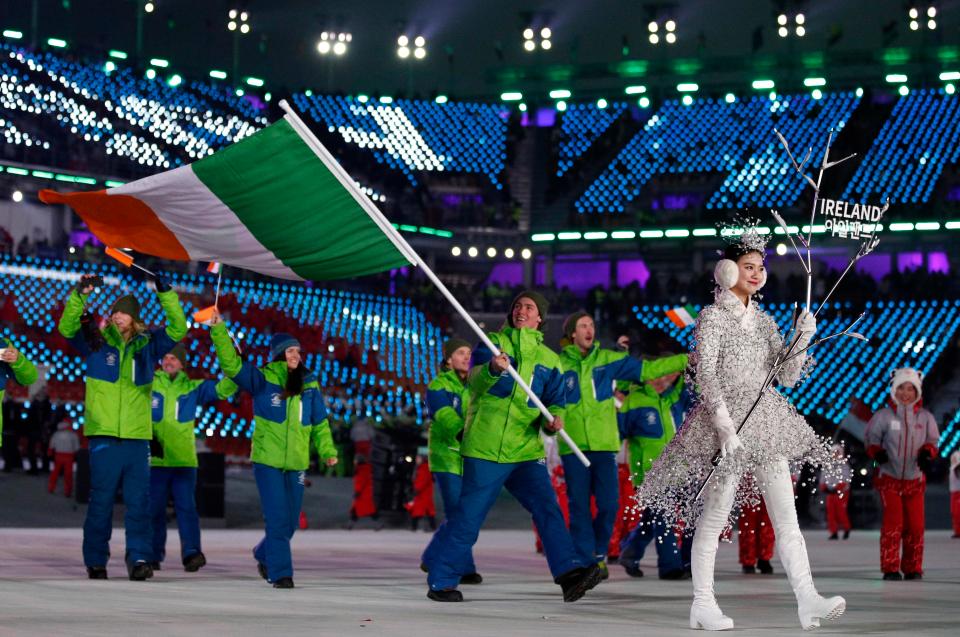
top-left (624, 85), bottom-right (646, 95)
top-left (500, 91), bottom-right (523, 101)
top-left (676, 82), bottom-right (698, 92)
top-left (108, 49), bottom-right (128, 60)
top-left (504, 248), bottom-right (515, 258)
top-left (521, 248), bottom-right (532, 260)
top-left (596, 98), bottom-right (608, 109)
top-left (908, 5), bottom-right (937, 30)
top-left (12, 190), bottom-right (23, 203)
top-left (648, 19), bottom-right (677, 45)
top-left (435, 95), bottom-right (448, 104)
top-left (209, 69), bottom-right (228, 80)
top-left (939, 71), bottom-right (960, 81)
top-left (144, 1), bottom-right (155, 13)
top-left (451, 246), bottom-right (461, 256)
top-left (752, 79), bottom-right (775, 90)
top-left (803, 77), bottom-right (826, 87)
top-left (228, 8), bottom-right (250, 34)
top-left (777, 12), bottom-right (805, 37)
top-left (245, 76), bottom-right (264, 87)
top-left (556, 100), bottom-right (567, 112)
top-left (885, 73), bottom-right (908, 83)
top-left (725, 93), bottom-right (736, 103)
top-left (486, 247), bottom-right (497, 258)
top-left (150, 58), bottom-right (169, 68)
top-left (523, 25), bottom-right (551, 51)
top-left (549, 89), bottom-right (571, 99)
top-left (47, 37), bottom-right (67, 48)
top-left (638, 97), bottom-right (650, 108)
top-left (167, 74), bottom-right (183, 87)
top-left (2, 30), bottom-right (24, 40)
top-left (318, 32), bottom-right (352, 56)
top-left (681, 95), bottom-right (693, 106)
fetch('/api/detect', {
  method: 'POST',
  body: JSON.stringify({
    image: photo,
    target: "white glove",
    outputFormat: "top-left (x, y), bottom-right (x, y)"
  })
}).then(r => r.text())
top-left (796, 311), bottom-right (816, 339)
top-left (714, 407), bottom-right (744, 458)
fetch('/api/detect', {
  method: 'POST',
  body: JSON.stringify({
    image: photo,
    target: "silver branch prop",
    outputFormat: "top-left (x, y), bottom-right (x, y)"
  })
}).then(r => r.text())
top-left (694, 129), bottom-right (887, 501)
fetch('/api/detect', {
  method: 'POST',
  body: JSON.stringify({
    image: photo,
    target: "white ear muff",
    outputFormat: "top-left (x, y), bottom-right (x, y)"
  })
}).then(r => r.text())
top-left (714, 259), bottom-right (739, 290)
top-left (757, 268), bottom-right (767, 291)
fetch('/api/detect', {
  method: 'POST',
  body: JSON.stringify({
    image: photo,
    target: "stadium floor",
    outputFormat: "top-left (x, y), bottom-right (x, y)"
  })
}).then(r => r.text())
top-left (0, 528), bottom-right (957, 636)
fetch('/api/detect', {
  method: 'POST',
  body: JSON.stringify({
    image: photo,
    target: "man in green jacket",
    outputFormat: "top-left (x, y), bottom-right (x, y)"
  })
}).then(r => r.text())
top-left (149, 342), bottom-right (237, 573)
top-left (208, 310), bottom-right (337, 589)
top-left (59, 273), bottom-right (187, 581)
top-left (420, 337), bottom-right (481, 584)
top-left (617, 370), bottom-right (693, 579)
top-left (559, 311), bottom-right (688, 576)
top-left (0, 336), bottom-right (39, 444)
top-left (426, 291), bottom-right (601, 603)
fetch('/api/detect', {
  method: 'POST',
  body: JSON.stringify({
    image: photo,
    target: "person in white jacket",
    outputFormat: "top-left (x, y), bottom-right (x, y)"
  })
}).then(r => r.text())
top-left (637, 229), bottom-right (846, 631)
top-left (865, 368), bottom-right (938, 580)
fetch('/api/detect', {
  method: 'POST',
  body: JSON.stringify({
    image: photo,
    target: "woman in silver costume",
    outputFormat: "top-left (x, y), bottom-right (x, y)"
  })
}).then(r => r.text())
top-left (636, 229), bottom-right (846, 631)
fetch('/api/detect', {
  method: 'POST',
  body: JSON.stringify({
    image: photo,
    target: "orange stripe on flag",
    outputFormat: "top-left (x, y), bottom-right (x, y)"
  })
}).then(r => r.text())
top-left (105, 247), bottom-right (134, 267)
top-left (39, 189), bottom-right (190, 261)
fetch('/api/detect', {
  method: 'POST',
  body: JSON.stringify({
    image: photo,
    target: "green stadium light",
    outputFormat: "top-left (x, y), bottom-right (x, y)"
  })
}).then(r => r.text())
top-left (549, 89), bottom-right (571, 99)
top-left (596, 98), bottom-right (608, 109)
top-left (531, 233), bottom-right (555, 242)
top-left (145, 68), bottom-right (157, 80)
top-left (624, 85), bottom-right (646, 95)
top-left (2, 30), bottom-right (24, 40)
top-left (611, 231), bottom-right (636, 239)
top-left (940, 71), bottom-right (960, 81)
top-left (889, 222), bottom-right (914, 231)
top-left (356, 94), bottom-right (369, 102)
top-left (639, 230), bottom-right (664, 239)
top-left (583, 231), bottom-right (608, 240)
top-left (556, 100), bottom-right (568, 112)
top-left (947, 84), bottom-right (956, 95)
top-left (435, 95), bottom-right (448, 104)
top-left (638, 97), bottom-right (650, 108)
top-left (379, 96), bottom-right (393, 103)
top-left (681, 95), bottom-right (693, 106)
top-left (209, 70), bottom-right (227, 80)
top-left (899, 85), bottom-right (909, 96)
top-left (812, 89), bottom-right (823, 100)
top-left (803, 77), bottom-right (826, 87)
top-left (885, 73), bottom-right (908, 83)
top-left (167, 74), bottom-right (183, 87)
top-left (108, 49), bottom-right (128, 60)
top-left (752, 79), bottom-right (775, 90)
top-left (557, 231), bottom-right (582, 240)
top-left (945, 221), bottom-right (960, 230)
top-left (665, 229), bottom-right (690, 238)
top-left (103, 61), bottom-right (116, 73)
top-left (915, 222), bottom-right (940, 231)
top-left (47, 37), bottom-right (67, 48)
top-left (245, 77), bottom-right (264, 87)
top-left (518, 103), bottom-right (528, 112)
top-left (6, 167), bottom-right (29, 176)
top-left (693, 228), bottom-right (717, 237)
top-left (725, 93), bottom-right (736, 103)
top-left (500, 91), bottom-right (523, 101)
top-left (149, 58), bottom-right (170, 68)
top-left (104, 180), bottom-right (126, 188)
top-left (676, 82), bottom-right (698, 92)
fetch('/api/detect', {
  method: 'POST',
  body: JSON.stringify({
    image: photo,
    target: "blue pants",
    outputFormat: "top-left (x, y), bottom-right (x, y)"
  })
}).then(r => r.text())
top-left (562, 450), bottom-right (619, 565)
top-left (150, 467), bottom-right (201, 563)
top-left (421, 472), bottom-right (477, 574)
top-left (428, 457), bottom-right (582, 591)
top-left (82, 437), bottom-right (151, 568)
top-left (252, 463), bottom-right (304, 582)
top-left (619, 509), bottom-right (685, 576)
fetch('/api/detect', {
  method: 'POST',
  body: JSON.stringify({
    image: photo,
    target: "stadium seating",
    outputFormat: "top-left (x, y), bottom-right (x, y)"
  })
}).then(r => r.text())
top-left (557, 101), bottom-right (629, 176)
top-left (630, 298), bottom-right (960, 425)
top-left (292, 93), bottom-right (508, 188)
top-left (576, 91), bottom-right (861, 213)
top-left (843, 88), bottom-right (960, 205)
top-left (939, 409), bottom-right (960, 458)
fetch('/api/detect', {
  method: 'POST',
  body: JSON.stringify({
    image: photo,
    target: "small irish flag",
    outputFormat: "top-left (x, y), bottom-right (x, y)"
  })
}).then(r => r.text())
top-left (206, 262), bottom-right (222, 275)
top-left (39, 103), bottom-right (415, 282)
top-left (665, 305), bottom-right (698, 329)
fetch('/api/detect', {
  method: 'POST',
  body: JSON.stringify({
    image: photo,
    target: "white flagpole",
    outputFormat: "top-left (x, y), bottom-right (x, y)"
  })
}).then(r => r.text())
top-left (278, 100), bottom-right (590, 467)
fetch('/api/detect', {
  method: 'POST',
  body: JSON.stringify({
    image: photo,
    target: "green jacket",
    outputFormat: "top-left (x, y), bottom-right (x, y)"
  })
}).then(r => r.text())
top-left (618, 378), bottom-right (692, 485)
top-left (58, 289), bottom-right (187, 440)
top-left (460, 326), bottom-right (565, 464)
top-left (0, 336), bottom-right (39, 446)
top-left (151, 371), bottom-right (238, 468)
top-left (426, 368), bottom-right (470, 475)
top-left (211, 322), bottom-right (337, 471)
top-left (559, 345), bottom-right (687, 455)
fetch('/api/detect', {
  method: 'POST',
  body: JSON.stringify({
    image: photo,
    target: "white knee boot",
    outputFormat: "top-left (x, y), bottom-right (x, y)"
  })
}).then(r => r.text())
top-left (690, 477), bottom-right (737, 631)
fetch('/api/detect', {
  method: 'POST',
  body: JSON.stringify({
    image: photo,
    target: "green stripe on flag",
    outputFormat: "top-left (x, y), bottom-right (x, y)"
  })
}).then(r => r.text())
top-left (192, 119), bottom-right (410, 280)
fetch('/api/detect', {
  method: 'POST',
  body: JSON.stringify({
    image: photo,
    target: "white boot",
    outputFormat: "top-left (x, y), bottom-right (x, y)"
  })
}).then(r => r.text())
top-left (761, 462), bottom-right (846, 630)
top-left (690, 474), bottom-right (737, 631)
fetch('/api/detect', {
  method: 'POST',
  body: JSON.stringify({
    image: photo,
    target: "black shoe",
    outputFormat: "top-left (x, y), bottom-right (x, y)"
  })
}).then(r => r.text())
top-left (148, 561), bottom-right (161, 571)
top-left (659, 569), bottom-right (687, 580)
top-left (183, 552), bottom-right (206, 573)
top-left (828, 533), bottom-right (839, 540)
top-left (273, 577), bottom-right (295, 589)
top-left (556, 564), bottom-right (602, 602)
top-left (427, 588), bottom-right (463, 602)
top-left (87, 566), bottom-right (108, 580)
top-left (742, 564), bottom-right (756, 574)
top-left (757, 559), bottom-right (774, 575)
top-left (623, 564), bottom-right (644, 578)
top-left (459, 572), bottom-right (483, 585)
top-left (904, 572), bottom-right (922, 580)
top-left (843, 530), bottom-right (850, 540)
top-left (257, 561), bottom-right (268, 581)
top-left (883, 572), bottom-right (903, 581)
top-left (128, 561), bottom-right (153, 581)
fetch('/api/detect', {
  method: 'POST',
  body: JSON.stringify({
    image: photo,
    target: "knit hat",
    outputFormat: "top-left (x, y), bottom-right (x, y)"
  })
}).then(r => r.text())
top-left (270, 333), bottom-right (301, 360)
top-left (110, 294), bottom-right (142, 323)
top-left (507, 290), bottom-right (549, 330)
top-left (168, 343), bottom-right (188, 367)
top-left (442, 338), bottom-right (471, 362)
top-left (890, 367), bottom-right (923, 404)
top-left (563, 311), bottom-right (591, 338)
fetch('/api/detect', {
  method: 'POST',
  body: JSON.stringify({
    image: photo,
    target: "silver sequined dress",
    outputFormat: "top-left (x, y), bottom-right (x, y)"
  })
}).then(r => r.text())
top-left (636, 289), bottom-right (840, 527)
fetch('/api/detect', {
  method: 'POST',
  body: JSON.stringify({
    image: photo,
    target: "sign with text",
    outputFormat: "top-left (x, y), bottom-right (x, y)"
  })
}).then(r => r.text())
top-left (817, 198), bottom-right (884, 241)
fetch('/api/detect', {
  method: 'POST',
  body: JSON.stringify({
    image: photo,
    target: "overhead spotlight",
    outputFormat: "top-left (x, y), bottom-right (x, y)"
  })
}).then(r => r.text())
top-left (521, 248), bottom-right (532, 260)
top-left (776, 243), bottom-right (787, 256)
top-left (777, 14), bottom-right (788, 26)
top-left (523, 24), bottom-right (551, 52)
top-left (11, 190), bottom-right (23, 203)
top-left (504, 248), bottom-right (515, 258)
top-left (777, 12), bottom-right (804, 37)
top-left (319, 31), bottom-right (351, 56)
top-left (228, 8), bottom-right (249, 35)
top-left (144, 1), bottom-right (155, 13)
top-left (486, 247), bottom-right (497, 258)
top-left (908, 4), bottom-right (937, 30)
top-left (648, 19), bottom-right (677, 45)
top-left (468, 246), bottom-right (478, 258)
top-left (451, 246), bottom-right (461, 256)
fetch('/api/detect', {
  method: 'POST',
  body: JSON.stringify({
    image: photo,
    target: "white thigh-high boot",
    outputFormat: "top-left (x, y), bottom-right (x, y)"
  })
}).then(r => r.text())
top-left (690, 473), bottom-right (737, 631)
top-left (759, 460), bottom-right (845, 630)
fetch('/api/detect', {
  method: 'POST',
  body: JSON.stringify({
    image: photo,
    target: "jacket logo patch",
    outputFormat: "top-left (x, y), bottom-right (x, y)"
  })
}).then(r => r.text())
top-left (566, 376), bottom-right (576, 390)
top-left (105, 353), bottom-right (117, 367)
top-left (152, 397), bottom-right (160, 409)
top-left (646, 412), bottom-right (658, 425)
top-left (452, 396), bottom-right (461, 411)
top-left (271, 393), bottom-right (282, 407)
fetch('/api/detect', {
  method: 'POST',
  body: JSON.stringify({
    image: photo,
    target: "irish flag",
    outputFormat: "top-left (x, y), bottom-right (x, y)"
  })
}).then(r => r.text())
top-left (665, 305), bottom-right (698, 329)
top-left (39, 103), bottom-right (415, 281)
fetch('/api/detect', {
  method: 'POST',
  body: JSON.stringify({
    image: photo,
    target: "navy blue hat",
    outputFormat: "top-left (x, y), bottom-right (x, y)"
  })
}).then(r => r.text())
top-left (270, 333), bottom-right (300, 360)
